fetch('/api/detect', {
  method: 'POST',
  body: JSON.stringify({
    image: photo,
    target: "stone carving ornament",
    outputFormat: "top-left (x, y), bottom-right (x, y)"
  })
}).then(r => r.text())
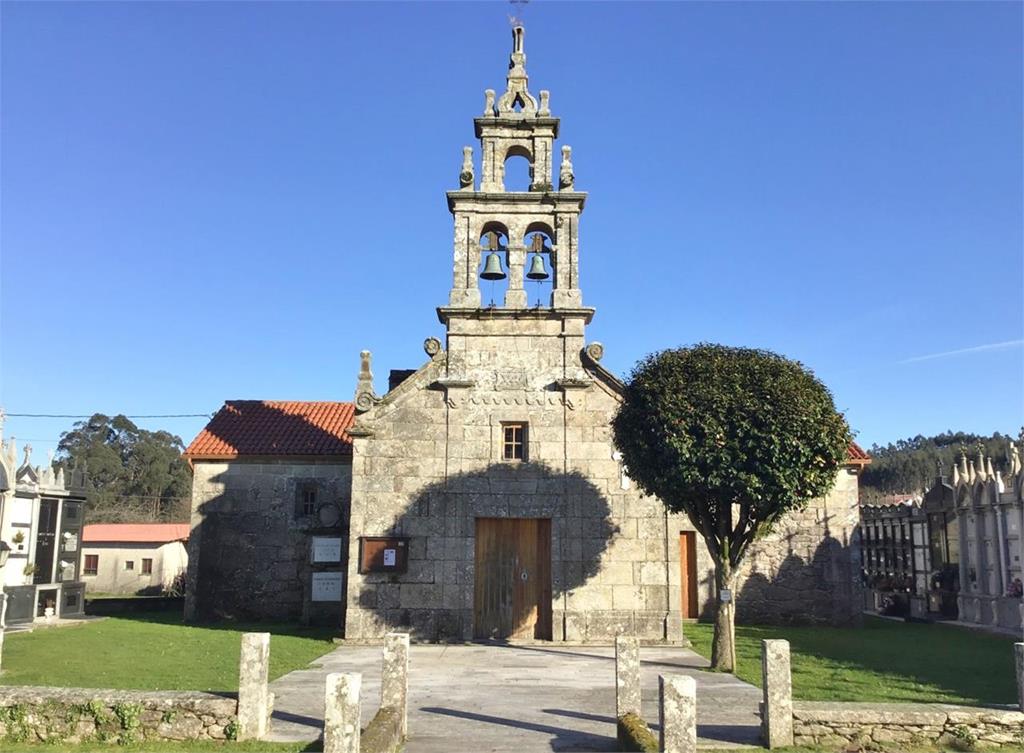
top-left (459, 147), bottom-right (474, 189)
top-left (559, 145), bottom-right (575, 190)
top-left (354, 350), bottom-right (379, 413)
top-left (423, 337), bottom-right (442, 357)
top-left (496, 26), bottom-right (538, 116)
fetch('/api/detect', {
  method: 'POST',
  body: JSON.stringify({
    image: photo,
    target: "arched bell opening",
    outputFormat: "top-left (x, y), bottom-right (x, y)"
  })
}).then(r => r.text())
top-left (502, 144), bottom-right (534, 193)
top-left (478, 225), bottom-right (510, 308)
top-left (522, 228), bottom-right (554, 308)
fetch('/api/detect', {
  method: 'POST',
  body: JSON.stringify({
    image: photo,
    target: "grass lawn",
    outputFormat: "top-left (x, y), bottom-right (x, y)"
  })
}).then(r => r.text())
top-left (0, 612), bottom-right (339, 692)
top-left (686, 615), bottom-right (1018, 705)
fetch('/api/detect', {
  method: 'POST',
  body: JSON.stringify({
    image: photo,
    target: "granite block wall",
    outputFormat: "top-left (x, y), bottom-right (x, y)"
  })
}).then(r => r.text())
top-left (185, 458), bottom-right (351, 624)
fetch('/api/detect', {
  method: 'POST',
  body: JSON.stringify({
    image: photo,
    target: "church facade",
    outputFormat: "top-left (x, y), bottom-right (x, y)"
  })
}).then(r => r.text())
top-left (184, 28), bottom-right (869, 642)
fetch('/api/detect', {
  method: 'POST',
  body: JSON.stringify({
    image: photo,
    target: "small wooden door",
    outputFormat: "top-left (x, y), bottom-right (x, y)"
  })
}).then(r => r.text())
top-left (679, 531), bottom-right (699, 619)
top-left (474, 518), bottom-right (552, 640)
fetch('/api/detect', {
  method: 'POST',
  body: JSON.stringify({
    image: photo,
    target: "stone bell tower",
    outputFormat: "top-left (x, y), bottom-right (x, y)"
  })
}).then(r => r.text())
top-left (439, 25), bottom-right (593, 388)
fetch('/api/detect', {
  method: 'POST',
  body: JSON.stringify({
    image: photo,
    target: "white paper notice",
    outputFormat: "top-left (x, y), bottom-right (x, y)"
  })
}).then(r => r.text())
top-left (383, 549), bottom-right (397, 567)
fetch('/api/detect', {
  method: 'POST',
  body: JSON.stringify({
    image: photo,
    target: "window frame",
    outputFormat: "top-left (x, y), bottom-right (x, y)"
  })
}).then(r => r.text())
top-left (124, 560), bottom-right (135, 571)
top-left (501, 422), bottom-right (528, 462)
top-left (83, 554), bottom-right (98, 576)
top-left (295, 481), bottom-right (318, 519)
top-left (141, 558), bottom-right (153, 575)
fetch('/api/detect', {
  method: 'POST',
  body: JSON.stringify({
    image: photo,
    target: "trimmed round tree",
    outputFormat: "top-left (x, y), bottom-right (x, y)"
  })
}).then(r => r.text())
top-left (612, 344), bottom-right (850, 672)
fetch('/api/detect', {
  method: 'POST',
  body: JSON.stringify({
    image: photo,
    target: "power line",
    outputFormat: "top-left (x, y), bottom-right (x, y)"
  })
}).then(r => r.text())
top-left (6, 413), bottom-right (211, 419)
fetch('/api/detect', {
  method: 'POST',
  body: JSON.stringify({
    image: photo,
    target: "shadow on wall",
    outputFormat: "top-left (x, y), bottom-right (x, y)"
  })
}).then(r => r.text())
top-left (736, 529), bottom-right (860, 627)
top-left (186, 403), bottom-right (352, 624)
top-left (355, 461), bottom-right (618, 642)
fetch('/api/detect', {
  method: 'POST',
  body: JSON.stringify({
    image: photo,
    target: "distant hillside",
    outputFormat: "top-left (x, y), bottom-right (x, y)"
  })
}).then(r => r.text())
top-left (860, 431), bottom-right (1019, 496)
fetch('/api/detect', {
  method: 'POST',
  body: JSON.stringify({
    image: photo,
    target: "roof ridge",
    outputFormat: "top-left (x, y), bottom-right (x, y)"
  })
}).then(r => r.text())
top-left (224, 399), bottom-right (355, 405)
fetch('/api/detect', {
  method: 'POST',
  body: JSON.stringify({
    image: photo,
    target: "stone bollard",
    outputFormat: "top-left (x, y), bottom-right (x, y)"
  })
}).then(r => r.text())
top-left (761, 639), bottom-right (794, 748)
top-left (1015, 643), bottom-right (1024, 712)
top-left (324, 672), bottom-right (361, 753)
top-left (237, 632), bottom-right (271, 740)
top-left (615, 635), bottom-right (641, 718)
top-left (658, 675), bottom-right (696, 753)
top-left (382, 632), bottom-right (410, 738)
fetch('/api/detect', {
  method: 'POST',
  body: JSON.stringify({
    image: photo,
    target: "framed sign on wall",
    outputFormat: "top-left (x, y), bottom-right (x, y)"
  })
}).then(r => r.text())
top-left (311, 536), bottom-right (342, 563)
top-left (358, 537), bottom-right (409, 574)
top-left (311, 572), bottom-right (344, 602)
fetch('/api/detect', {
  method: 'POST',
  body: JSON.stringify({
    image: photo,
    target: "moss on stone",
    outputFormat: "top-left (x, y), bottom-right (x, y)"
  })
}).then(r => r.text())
top-left (361, 706), bottom-right (403, 753)
top-left (616, 712), bottom-right (658, 753)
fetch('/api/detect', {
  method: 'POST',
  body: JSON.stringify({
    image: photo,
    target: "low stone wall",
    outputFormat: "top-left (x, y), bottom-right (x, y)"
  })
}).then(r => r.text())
top-left (362, 706), bottom-right (403, 753)
top-left (0, 686), bottom-right (238, 745)
top-left (793, 701), bottom-right (1024, 750)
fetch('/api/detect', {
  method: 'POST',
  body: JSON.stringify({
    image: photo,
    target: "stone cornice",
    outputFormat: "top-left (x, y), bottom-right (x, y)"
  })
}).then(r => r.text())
top-left (436, 306), bottom-right (595, 325)
top-left (446, 191), bottom-right (587, 213)
top-left (474, 116), bottom-right (560, 138)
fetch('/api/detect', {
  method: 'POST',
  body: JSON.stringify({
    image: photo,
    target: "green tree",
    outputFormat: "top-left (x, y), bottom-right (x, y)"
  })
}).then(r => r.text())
top-left (860, 431), bottom-right (1015, 499)
top-left (612, 344), bottom-right (850, 672)
top-left (56, 414), bottom-right (192, 522)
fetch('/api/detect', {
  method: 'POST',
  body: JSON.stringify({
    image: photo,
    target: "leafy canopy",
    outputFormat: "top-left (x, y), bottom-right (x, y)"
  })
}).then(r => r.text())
top-left (612, 344), bottom-right (850, 563)
top-left (861, 431), bottom-right (1016, 497)
top-left (57, 414), bottom-right (192, 522)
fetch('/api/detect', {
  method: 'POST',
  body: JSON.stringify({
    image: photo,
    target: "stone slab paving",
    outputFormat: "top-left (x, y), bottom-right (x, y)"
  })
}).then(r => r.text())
top-left (267, 643), bottom-right (762, 752)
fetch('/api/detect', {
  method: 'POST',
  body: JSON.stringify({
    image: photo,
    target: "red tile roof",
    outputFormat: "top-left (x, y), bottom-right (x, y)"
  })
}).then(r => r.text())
top-left (848, 442), bottom-right (871, 463)
top-left (83, 523), bottom-right (190, 544)
top-left (182, 399), bottom-right (868, 466)
top-left (184, 401), bottom-right (355, 459)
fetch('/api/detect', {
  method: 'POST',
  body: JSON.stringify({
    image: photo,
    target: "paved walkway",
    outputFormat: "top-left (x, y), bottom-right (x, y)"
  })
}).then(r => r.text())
top-left (267, 643), bottom-right (762, 752)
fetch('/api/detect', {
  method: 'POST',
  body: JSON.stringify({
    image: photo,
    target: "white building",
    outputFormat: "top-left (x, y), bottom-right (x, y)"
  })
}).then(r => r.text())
top-left (81, 523), bottom-right (189, 595)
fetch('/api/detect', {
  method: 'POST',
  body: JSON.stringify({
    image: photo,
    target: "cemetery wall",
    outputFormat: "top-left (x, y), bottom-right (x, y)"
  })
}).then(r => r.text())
top-left (0, 686), bottom-right (237, 745)
top-left (737, 468), bottom-right (863, 626)
top-left (792, 701), bottom-right (1024, 750)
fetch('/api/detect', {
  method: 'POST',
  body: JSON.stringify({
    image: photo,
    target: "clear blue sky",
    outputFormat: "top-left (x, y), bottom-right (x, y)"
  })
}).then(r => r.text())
top-left (2, 1), bottom-right (1022, 461)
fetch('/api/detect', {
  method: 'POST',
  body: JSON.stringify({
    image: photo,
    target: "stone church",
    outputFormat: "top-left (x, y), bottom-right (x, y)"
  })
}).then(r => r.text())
top-left (184, 27), bottom-right (870, 642)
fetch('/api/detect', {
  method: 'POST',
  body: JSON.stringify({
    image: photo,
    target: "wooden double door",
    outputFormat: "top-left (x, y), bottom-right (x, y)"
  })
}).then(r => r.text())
top-left (474, 518), bottom-right (552, 640)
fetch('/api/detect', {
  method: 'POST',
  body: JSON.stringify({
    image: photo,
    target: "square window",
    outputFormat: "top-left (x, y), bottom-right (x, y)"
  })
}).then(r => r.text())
top-left (84, 555), bottom-right (98, 576)
top-left (125, 560), bottom-right (134, 571)
top-left (141, 558), bottom-right (153, 575)
top-left (502, 423), bottom-right (527, 461)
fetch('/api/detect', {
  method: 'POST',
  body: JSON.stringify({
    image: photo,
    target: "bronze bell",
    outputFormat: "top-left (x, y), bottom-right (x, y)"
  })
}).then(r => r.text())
top-left (526, 252), bottom-right (549, 280)
top-left (481, 252), bottom-right (506, 280)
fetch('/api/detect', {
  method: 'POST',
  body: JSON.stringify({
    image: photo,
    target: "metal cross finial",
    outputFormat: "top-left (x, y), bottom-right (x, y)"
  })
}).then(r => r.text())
top-left (509, 0), bottom-right (529, 29)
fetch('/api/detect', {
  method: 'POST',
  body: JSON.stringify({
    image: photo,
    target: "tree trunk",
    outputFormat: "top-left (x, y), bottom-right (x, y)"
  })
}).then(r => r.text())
top-left (710, 561), bottom-right (737, 672)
